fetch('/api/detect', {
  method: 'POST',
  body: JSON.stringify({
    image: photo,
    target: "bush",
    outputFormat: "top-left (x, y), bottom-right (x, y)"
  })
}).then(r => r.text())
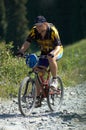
top-left (0, 39), bottom-right (86, 98)
top-left (0, 42), bottom-right (28, 98)
top-left (58, 39), bottom-right (86, 86)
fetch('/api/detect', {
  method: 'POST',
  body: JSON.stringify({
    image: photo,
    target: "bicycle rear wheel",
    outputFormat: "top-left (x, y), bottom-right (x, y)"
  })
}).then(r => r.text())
top-left (18, 77), bottom-right (37, 116)
top-left (47, 76), bottom-right (63, 111)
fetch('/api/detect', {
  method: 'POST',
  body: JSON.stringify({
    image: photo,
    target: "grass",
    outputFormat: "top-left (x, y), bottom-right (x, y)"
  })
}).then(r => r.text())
top-left (58, 39), bottom-right (86, 86)
top-left (0, 39), bottom-right (86, 98)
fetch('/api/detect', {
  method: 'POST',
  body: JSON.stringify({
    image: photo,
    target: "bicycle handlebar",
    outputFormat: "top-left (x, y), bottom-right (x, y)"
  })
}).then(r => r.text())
top-left (22, 54), bottom-right (48, 59)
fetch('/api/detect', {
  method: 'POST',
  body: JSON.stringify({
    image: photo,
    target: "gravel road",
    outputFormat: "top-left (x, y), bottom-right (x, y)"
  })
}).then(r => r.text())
top-left (0, 82), bottom-right (86, 130)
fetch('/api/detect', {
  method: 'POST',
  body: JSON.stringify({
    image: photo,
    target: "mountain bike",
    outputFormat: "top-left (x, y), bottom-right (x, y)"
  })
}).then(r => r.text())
top-left (18, 54), bottom-right (64, 116)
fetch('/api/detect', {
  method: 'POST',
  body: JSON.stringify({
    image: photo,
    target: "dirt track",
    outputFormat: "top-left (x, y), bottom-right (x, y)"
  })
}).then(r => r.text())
top-left (0, 82), bottom-right (86, 130)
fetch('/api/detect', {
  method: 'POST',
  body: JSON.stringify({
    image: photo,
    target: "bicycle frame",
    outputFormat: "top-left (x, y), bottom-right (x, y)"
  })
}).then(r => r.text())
top-left (25, 54), bottom-right (52, 94)
top-left (29, 66), bottom-right (51, 98)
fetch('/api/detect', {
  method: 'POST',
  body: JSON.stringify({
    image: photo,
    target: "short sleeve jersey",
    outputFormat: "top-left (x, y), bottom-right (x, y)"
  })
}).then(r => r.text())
top-left (26, 24), bottom-right (62, 55)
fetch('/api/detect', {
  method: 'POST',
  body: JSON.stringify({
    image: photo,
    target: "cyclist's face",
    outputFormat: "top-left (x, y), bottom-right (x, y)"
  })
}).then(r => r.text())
top-left (36, 23), bottom-right (47, 33)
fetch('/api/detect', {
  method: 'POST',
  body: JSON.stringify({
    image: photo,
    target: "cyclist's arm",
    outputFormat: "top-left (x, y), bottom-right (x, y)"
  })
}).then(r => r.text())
top-left (49, 45), bottom-right (62, 57)
top-left (20, 41), bottom-right (30, 53)
top-left (50, 26), bottom-right (63, 57)
top-left (19, 27), bottom-right (36, 53)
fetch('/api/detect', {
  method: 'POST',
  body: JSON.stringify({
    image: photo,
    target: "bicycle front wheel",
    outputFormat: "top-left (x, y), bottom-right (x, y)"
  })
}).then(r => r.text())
top-left (47, 76), bottom-right (64, 112)
top-left (18, 77), bottom-right (37, 116)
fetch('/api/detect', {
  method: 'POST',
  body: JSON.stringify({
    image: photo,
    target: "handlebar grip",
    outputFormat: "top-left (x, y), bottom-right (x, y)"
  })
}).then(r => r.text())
top-left (48, 53), bottom-right (54, 58)
top-left (16, 51), bottom-right (24, 57)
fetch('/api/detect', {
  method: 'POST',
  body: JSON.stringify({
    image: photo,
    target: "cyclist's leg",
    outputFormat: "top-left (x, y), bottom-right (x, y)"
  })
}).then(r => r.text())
top-left (47, 47), bottom-right (63, 88)
top-left (48, 46), bottom-right (63, 78)
top-left (48, 47), bottom-right (63, 77)
top-left (48, 56), bottom-right (57, 77)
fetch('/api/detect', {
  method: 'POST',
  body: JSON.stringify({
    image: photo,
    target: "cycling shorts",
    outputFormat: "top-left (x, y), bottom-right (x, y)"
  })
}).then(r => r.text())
top-left (38, 47), bottom-right (63, 67)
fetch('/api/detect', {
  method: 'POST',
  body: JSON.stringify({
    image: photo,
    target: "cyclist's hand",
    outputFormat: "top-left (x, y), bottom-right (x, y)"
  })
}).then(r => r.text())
top-left (16, 51), bottom-right (24, 57)
top-left (48, 53), bottom-right (54, 58)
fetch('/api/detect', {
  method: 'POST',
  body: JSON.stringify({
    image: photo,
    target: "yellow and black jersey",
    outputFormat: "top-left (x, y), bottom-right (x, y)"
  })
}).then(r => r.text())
top-left (26, 23), bottom-right (62, 54)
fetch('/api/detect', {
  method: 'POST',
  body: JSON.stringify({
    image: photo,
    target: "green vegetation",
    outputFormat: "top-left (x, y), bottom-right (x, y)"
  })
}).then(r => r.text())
top-left (5, 0), bottom-right (28, 52)
top-left (0, 42), bottom-right (28, 98)
top-left (58, 39), bottom-right (86, 86)
top-left (0, 0), bottom-right (86, 51)
top-left (0, 39), bottom-right (86, 98)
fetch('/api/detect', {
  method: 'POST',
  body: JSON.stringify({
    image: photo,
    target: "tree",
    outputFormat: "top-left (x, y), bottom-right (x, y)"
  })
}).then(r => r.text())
top-left (27, 0), bottom-right (57, 28)
top-left (5, 0), bottom-right (28, 52)
top-left (52, 0), bottom-right (86, 44)
top-left (80, 0), bottom-right (86, 38)
top-left (0, 0), bottom-right (85, 49)
top-left (0, 0), bottom-right (7, 41)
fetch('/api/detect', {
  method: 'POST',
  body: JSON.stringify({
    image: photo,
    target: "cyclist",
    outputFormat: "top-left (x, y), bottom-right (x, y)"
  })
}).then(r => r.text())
top-left (17, 16), bottom-right (63, 107)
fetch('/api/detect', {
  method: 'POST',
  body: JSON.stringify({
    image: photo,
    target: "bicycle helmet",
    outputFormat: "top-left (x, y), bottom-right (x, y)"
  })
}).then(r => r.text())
top-left (26, 54), bottom-right (38, 68)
